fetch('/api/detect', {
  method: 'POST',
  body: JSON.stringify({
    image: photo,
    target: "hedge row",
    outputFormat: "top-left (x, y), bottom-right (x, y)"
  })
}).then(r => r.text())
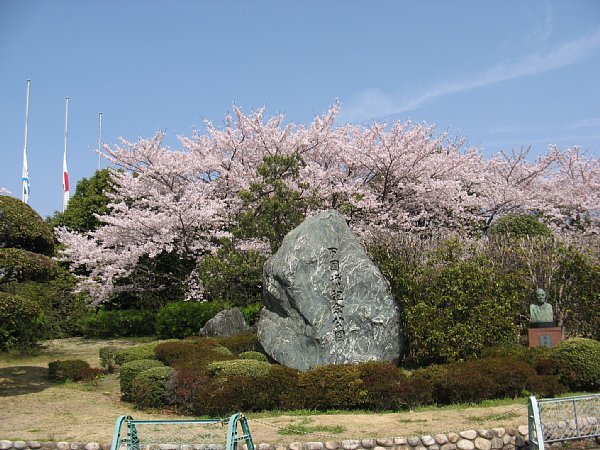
top-left (78, 301), bottom-right (261, 339)
top-left (115, 336), bottom-right (599, 414)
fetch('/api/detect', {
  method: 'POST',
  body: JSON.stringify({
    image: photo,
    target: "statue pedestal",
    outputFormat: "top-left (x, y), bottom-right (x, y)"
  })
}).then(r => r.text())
top-left (528, 327), bottom-right (562, 348)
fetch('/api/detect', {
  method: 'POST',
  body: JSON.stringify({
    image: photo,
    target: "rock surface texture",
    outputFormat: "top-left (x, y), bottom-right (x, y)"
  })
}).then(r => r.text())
top-left (257, 210), bottom-right (402, 370)
top-left (199, 307), bottom-right (249, 337)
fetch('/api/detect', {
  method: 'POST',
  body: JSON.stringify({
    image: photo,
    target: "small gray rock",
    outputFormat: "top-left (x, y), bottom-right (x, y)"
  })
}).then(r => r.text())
top-left (459, 432), bottom-right (477, 441)
top-left (199, 308), bottom-right (249, 337)
top-left (0, 441), bottom-right (13, 450)
top-left (421, 436), bottom-right (436, 446)
top-left (341, 440), bottom-right (361, 450)
top-left (440, 444), bottom-right (457, 450)
top-left (473, 438), bottom-right (491, 450)
top-left (13, 442), bottom-right (27, 450)
top-left (360, 440), bottom-right (376, 449)
top-left (407, 437), bottom-right (422, 447)
top-left (456, 440), bottom-right (474, 450)
top-left (305, 444), bottom-right (323, 450)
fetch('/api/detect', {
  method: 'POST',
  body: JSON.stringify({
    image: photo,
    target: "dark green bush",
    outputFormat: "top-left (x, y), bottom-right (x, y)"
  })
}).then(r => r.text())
top-left (217, 333), bottom-right (258, 354)
top-left (294, 364), bottom-right (366, 411)
top-left (488, 214), bottom-right (552, 239)
top-left (119, 359), bottom-right (165, 400)
top-left (155, 301), bottom-right (225, 339)
top-left (239, 351), bottom-right (268, 362)
top-left (115, 343), bottom-right (159, 366)
top-left (550, 338), bottom-right (600, 391)
top-left (131, 366), bottom-right (174, 409)
top-left (48, 359), bottom-right (100, 382)
top-left (239, 302), bottom-right (262, 326)
top-left (99, 346), bottom-right (120, 373)
top-left (79, 309), bottom-right (156, 338)
top-left (356, 360), bottom-right (404, 411)
top-left (206, 359), bottom-right (271, 377)
top-left (0, 291), bottom-right (45, 350)
top-left (0, 248), bottom-right (60, 283)
top-left (0, 196), bottom-right (54, 255)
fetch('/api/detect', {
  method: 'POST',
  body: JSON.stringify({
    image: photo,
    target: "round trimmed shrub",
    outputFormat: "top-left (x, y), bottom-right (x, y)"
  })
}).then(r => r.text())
top-left (550, 338), bottom-right (600, 391)
top-left (119, 359), bottom-right (165, 400)
top-left (206, 359), bottom-right (271, 378)
top-left (0, 248), bottom-right (60, 283)
top-left (155, 301), bottom-right (224, 339)
top-left (131, 366), bottom-right (174, 409)
top-left (488, 213), bottom-right (552, 239)
top-left (0, 196), bottom-right (54, 255)
top-left (115, 343), bottom-right (159, 366)
top-left (239, 351), bottom-right (268, 362)
top-left (0, 291), bottom-right (45, 350)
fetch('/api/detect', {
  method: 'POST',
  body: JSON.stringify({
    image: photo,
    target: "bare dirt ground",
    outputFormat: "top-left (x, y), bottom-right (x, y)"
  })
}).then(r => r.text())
top-left (0, 338), bottom-right (529, 445)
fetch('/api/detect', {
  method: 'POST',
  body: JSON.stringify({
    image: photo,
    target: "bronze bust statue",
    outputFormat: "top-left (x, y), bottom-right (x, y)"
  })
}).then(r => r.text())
top-left (530, 288), bottom-right (554, 328)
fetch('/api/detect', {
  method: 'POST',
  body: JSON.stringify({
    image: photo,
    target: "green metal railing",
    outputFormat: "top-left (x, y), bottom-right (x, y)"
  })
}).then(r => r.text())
top-left (528, 394), bottom-right (600, 450)
top-left (110, 413), bottom-right (255, 450)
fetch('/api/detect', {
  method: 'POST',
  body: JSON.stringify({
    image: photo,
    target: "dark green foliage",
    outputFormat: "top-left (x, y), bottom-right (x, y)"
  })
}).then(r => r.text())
top-left (403, 240), bottom-right (523, 364)
top-left (48, 169), bottom-right (113, 232)
top-left (119, 359), bottom-right (165, 400)
top-left (1, 268), bottom-right (87, 338)
top-left (550, 338), bottom-right (600, 391)
top-left (488, 214), bottom-right (552, 239)
top-left (99, 346), bottom-right (120, 373)
top-left (48, 359), bottom-right (101, 382)
top-left (0, 248), bottom-right (59, 283)
top-left (114, 343), bottom-right (159, 366)
top-left (79, 309), bottom-right (156, 338)
top-left (217, 333), bottom-right (258, 354)
top-left (293, 364), bottom-right (366, 411)
top-left (0, 196), bottom-right (54, 256)
top-left (356, 360), bottom-right (405, 411)
top-left (239, 302), bottom-right (262, 326)
top-left (239, 351), bottom-right (268, 362)
top-left (0, 291), bottom-right (45, 350)
top-left (198, 240), bottom-right (266, 307)
top-left (155, 301), bottom-right (224, 339)
top-left (236, 153), bottom-right (315, 253)
top-left (131, 366), bottom-right (174, 409)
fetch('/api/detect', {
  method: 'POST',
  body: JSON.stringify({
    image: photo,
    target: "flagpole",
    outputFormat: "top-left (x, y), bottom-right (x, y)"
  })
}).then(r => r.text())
top-left (22, 80), bottom-right (31, 203)
top-left (63, 97), bottom-right (70, 212)
top-left (97, 112), bottom-right (103, 170)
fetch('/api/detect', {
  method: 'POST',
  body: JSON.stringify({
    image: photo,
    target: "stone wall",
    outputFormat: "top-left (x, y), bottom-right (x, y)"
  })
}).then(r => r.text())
top-left (0, 426), bottom-right (533, 450)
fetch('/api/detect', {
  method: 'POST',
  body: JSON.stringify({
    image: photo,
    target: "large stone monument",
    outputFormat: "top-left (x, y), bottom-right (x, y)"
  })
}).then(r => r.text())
top-left (257, 210), bottom-right (402, 371)
top-left (528, 287), bottom-right (561, 348)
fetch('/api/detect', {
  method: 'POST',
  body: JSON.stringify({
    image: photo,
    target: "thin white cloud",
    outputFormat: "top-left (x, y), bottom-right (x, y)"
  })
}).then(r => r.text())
top-left (342, 29), bottom-right (600, 122)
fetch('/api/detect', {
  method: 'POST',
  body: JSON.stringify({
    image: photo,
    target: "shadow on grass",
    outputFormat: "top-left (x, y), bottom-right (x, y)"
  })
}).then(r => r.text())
top-left (0, 365), bottom-right (53, 396)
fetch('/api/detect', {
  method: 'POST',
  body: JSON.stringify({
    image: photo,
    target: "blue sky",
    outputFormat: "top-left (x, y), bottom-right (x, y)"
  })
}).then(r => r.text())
top-left (1, 1), bottom-right (599, 219)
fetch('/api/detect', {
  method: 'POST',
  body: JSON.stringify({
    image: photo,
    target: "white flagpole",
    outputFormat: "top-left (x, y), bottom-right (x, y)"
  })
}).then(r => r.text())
top-left (22, 80), bottom-right (31, 203)
top-left (97, 112), bottom-right (103, 170)
top-left (63, 97), bottom-right (70, 212)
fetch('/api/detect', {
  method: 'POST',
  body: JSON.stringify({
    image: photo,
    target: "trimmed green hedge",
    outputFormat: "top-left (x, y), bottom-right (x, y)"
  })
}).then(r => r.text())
top-left (48, 359), bottom-right (101, 382)
top-left (0, 196), bottom-right (54, 255)
top-left (119, 359), bottom-right (165, 401)
top-left (131, 366), bottom-right (174, 408)
top-left (551, 338), bottom-right (600, 391)
top-left (115, 343), bottom-right (159, 366)
top-left (79, 309), bottom-right (156, 338)
top-left (0, 248), bottom-right (60, 283)
top-left (206, 359), bottom-right (272, 377)
top-left (155, 301), bottom-right (225, 339)
top-left (0, 291), bottom-right (45, 350)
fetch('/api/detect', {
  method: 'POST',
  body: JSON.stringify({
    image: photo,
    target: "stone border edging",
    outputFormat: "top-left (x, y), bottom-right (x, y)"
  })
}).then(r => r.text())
top-left (0, 426), bottom-right (532, 450)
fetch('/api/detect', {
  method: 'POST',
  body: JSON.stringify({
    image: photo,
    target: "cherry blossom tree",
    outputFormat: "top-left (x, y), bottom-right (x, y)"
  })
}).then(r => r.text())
top-left (57, 104), bottom-right (600, 305)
